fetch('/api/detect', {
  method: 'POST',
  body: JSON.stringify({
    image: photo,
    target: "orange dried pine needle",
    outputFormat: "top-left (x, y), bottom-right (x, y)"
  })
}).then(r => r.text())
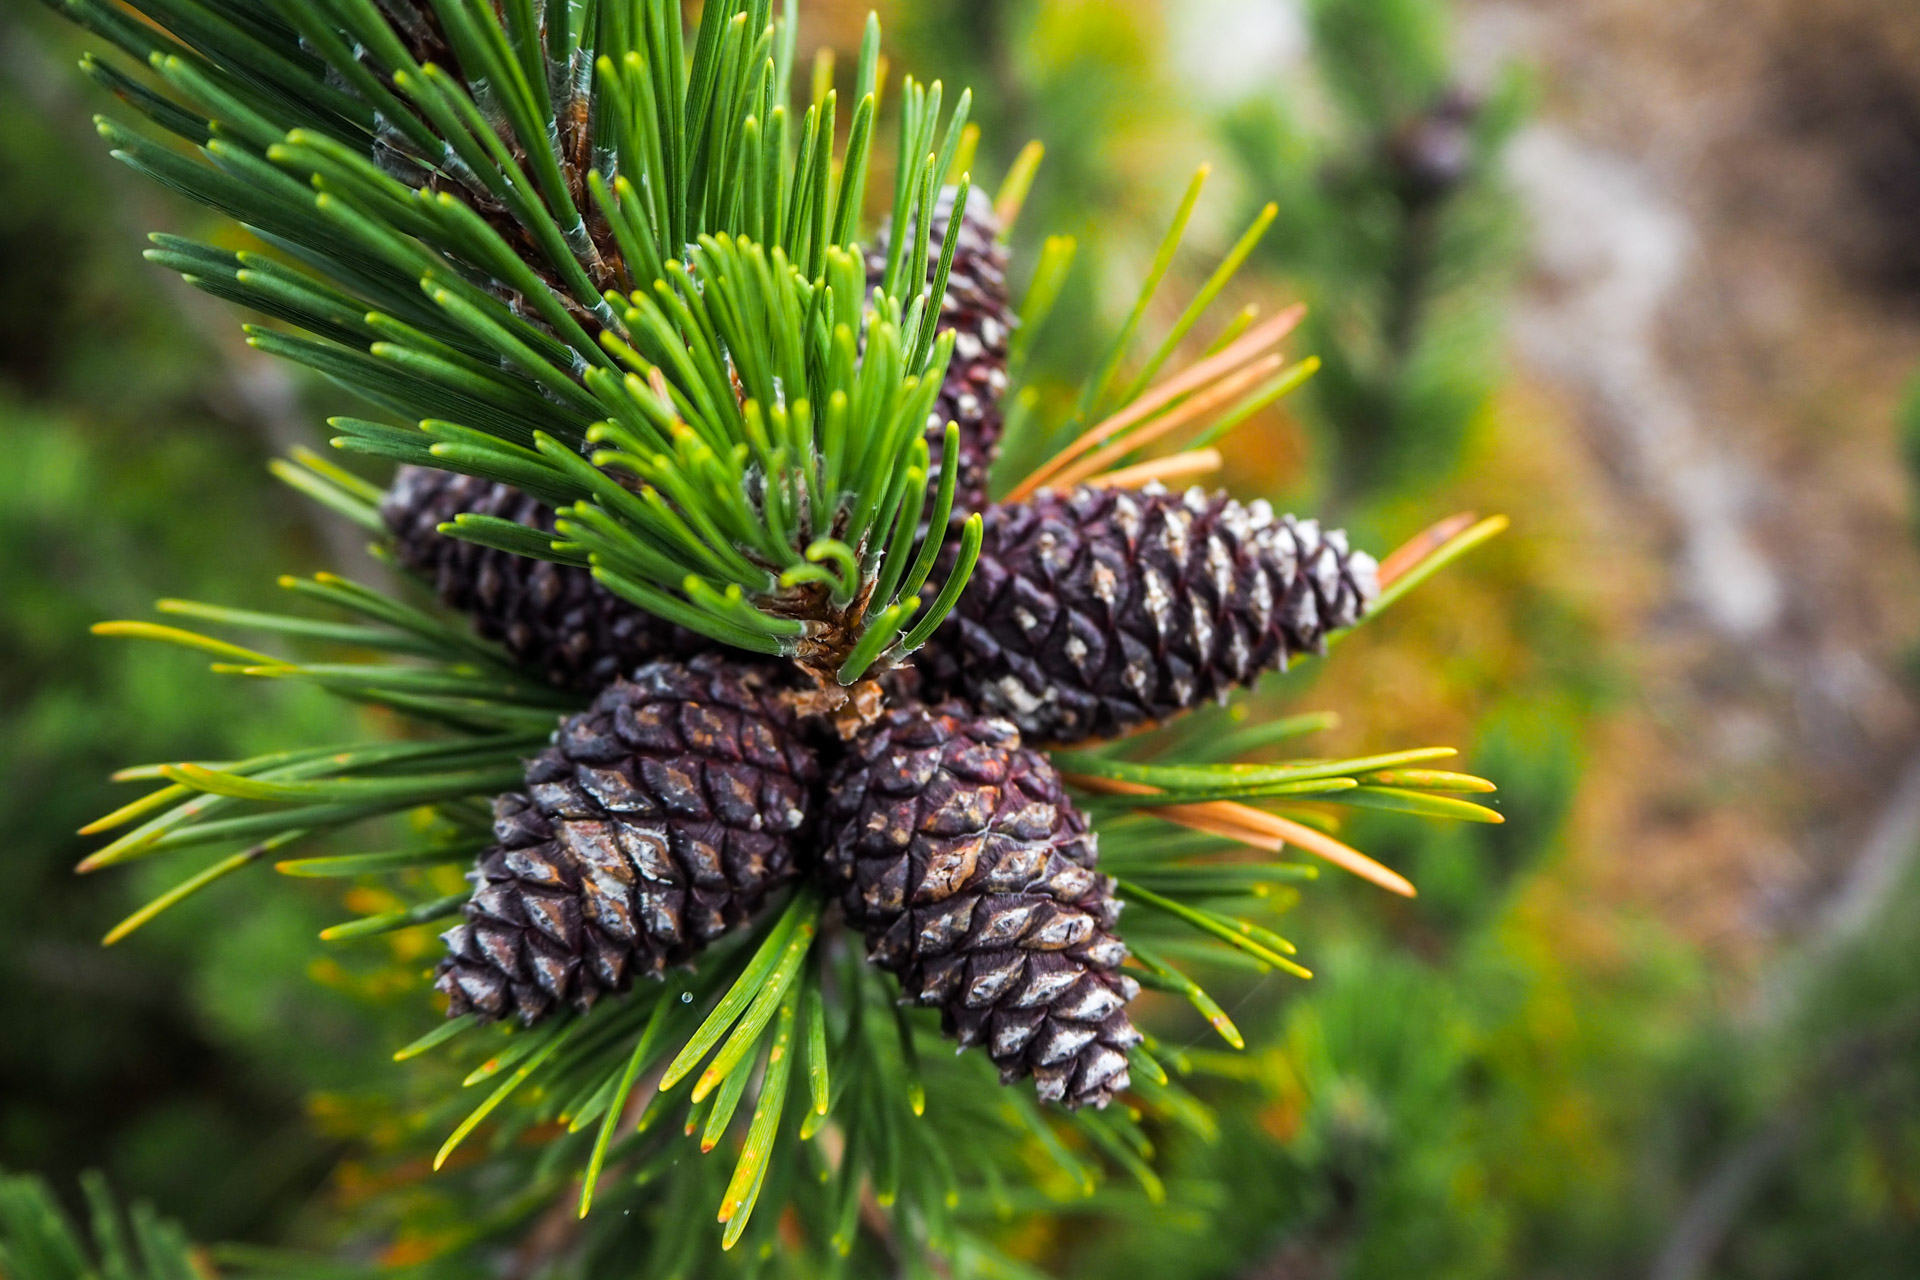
top-left (1044, 354), bottom-right (1284, 492)
top-left (1010, 303), bottom-right (1306, 501)
top-left (1065, 773), bottom-right (1417, 898)
top-left (1378, 511), bottom-right (1480, 588)
top-left (1083, 448), bottom-right (1224, 491)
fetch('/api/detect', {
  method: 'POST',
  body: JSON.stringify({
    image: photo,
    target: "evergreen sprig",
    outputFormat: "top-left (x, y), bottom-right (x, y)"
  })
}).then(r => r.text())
top-left (74, 487), bottom-right (1492, 1263)
top-left (54, 0), bottom-right (981, 683)
top-left (62, 197), bottom-right (1506, 1280)
top-left (0, 1170), bottom-right (200, 1280)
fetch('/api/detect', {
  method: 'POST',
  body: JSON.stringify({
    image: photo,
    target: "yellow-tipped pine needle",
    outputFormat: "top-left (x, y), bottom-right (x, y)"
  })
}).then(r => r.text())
top-left (90, 621), bottom-right (274, 665)
top-left (1378, 511), bottom-right (1480, 587)
top-left (1067, 774), bottom-right (1417, 898)
top-left (78, 784), bottom-right (191, 837)
top-left (101, 843), bottom-right (274, 944)
top-left (993, 140), bottom-right (1044, 235)
top-left (435, 1023), bottom-right (577, 1170)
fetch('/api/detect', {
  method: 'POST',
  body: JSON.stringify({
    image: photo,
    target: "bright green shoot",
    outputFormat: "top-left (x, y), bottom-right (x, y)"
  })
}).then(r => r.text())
top-left (63, 0), bottom-right (984, 688)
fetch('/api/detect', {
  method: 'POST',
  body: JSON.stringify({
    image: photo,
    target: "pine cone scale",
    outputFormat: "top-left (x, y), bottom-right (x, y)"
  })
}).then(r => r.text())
top-left (822, 707), bottom-right (1140, 1108)
top-left (437, 658), bottom-right (818, 1026)
top-left (381, 466), bottom-right (712, 691)
top-left (915, 484), bottom-right (1381, 745)
top-left (872, 186), bottom-right (1016, 516)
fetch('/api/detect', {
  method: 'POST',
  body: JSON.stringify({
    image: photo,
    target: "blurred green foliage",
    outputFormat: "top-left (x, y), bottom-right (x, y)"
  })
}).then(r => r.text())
top-left (1223, 1), bottom-right (1529, 501)
top-left (1708, 862), bottom-right (1920, 1279)
top-left (0, 1168), bottom-right (201, 1280)
top-left (0, 6), bottom-right (392, 1244)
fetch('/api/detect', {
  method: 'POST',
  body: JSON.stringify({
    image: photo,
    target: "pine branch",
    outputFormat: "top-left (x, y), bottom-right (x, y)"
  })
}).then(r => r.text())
top-left (0, 1170), bottom-right (202, 1280)
top-left (59, 0), bottom-right (985, 687)
top-left (44, 6), bottom-right (1525, 1274)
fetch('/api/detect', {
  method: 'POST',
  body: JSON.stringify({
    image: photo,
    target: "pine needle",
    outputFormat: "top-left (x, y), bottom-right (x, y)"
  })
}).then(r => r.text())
top-left (1010, 303), bottom-right (1307, 500)
top-left (1044, 354), bottom-right (1286, 491)
top-left (992, 140), bottom-right (1044, 236)
top-left (101, 840), bottom-right (281, 945)
top-left (1378, 511), bottom-right (1481, 586)
top-left (1067, 773), bottom-right (1417, 898)
top-left (1083, 448), bottom-right (1224, 491)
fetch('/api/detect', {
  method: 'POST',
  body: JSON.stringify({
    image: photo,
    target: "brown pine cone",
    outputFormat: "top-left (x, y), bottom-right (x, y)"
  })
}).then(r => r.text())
top-left (437, 657), bottom-right (819, 1025)
top-left (871, 185), bottom-right (1015, 517)
top-left (822, 705), bottom-right (1140, 1108)
top-left (381, 465), bottom-right (712, 693)
top-left (912, 483), bottom-right (1381, 746)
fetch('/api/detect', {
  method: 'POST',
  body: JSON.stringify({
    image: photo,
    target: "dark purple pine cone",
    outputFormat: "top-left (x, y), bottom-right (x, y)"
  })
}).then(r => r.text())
top-left (822, 705), bottom-right (1140, 1108)
top-left (437, 657), bottom-right (819, 1025)
top-left (913, 483), bottom-right (1382, 747)
top-left (1386, 88), bottom-right (1483, 208)
top-left (381, 465), bottom-right (711, 693)
top-left (871, 185), bottom-right (1015, 517)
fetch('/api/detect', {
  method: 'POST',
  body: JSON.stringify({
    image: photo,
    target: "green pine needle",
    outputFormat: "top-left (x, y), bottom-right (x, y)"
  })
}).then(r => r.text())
top-left (80, 0), bottom-right (977, 662)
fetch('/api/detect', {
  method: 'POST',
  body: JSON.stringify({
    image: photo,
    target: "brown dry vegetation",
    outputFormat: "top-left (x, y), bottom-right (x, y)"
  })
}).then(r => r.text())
top-left (849, 0), bottom-right (1920, 974)
top-left (1461, 0), bottom-right (1920, 968)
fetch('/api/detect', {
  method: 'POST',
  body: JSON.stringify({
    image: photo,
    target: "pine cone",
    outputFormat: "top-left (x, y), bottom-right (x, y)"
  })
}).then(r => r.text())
top-left (822, 706), bottom-right (1140, 1108)
top-left (913, 483), bottom-right (1381, 746)
top-left (437, 657), bottom-right (819, 1025)
top-left (382, 465), bottom-right (711, 692)
top-left (871, 185), bottom-right (1015, 516)
top-left (1387, 88), bottom-right (1483, 208)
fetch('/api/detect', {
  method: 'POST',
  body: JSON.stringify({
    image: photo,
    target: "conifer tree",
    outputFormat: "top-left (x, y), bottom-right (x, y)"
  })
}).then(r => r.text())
top-left (1224, 0), bottom-right (1529, 498)
top-left (36, 0), bottom-right (1509, 1271)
